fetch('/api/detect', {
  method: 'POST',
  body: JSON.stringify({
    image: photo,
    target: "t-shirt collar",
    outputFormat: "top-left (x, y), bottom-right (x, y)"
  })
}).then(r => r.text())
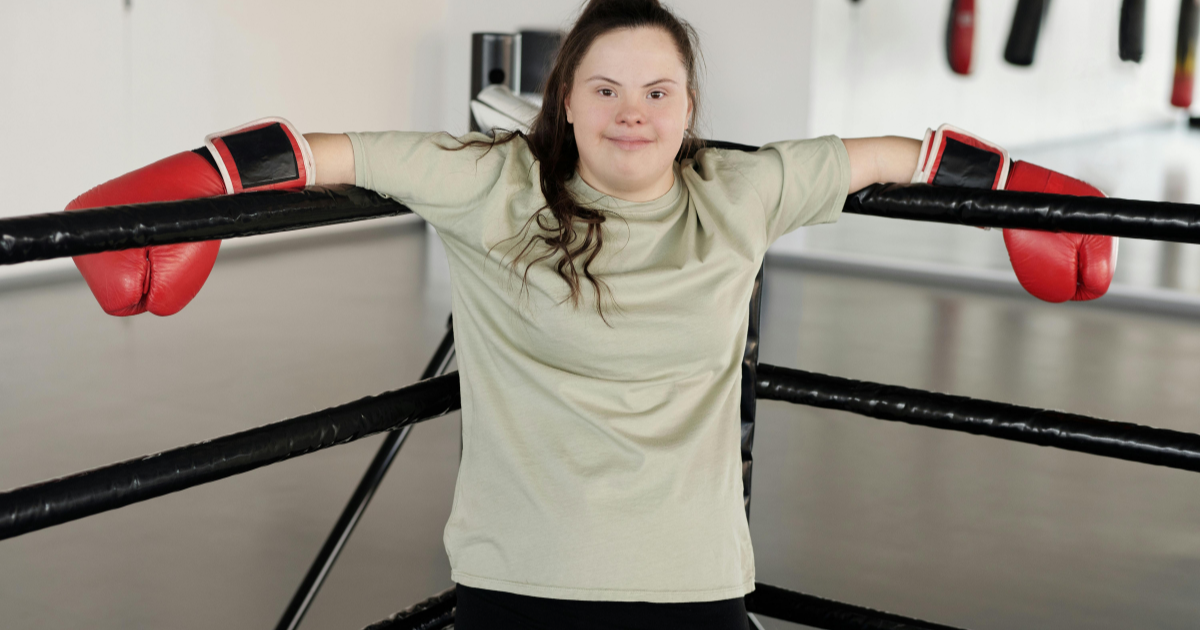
top-left (566, 163), bottom-right (684, 215)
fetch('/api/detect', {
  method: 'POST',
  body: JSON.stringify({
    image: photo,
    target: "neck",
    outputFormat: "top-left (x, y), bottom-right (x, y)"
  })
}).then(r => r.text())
top-left (576, 162), bottom-right (676, 202)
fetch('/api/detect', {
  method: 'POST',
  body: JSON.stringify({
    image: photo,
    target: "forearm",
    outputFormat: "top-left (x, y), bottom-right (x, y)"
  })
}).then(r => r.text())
top-left (304, 133), bottom-right (356, 186)
top-left (842, 136), bottom-right (922, 193)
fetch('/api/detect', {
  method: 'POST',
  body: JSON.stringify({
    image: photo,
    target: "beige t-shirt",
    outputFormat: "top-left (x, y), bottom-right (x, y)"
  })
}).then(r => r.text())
top-left (347, 131), bottom-right (850, 603)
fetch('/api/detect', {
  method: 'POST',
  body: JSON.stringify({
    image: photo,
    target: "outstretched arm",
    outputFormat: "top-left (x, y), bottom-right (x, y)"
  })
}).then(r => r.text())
top-left (311, 133), bottom-right (918, 192)
top-left (304, 133), bottom-right (356, 186)
top-left (842, 136), bottom-right (922, 193)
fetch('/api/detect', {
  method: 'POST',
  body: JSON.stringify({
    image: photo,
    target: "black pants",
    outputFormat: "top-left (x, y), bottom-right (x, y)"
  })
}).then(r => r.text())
top-left (454, 583), bottom-right (750, 630)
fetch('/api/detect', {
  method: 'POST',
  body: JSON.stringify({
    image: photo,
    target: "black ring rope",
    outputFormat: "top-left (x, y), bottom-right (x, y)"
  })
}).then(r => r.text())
top-left (360, 583), bottom-right (970, 630)
top-left (757, 363), bottom-right (1200, 473)
top-left (8, 362), bottom-right (1200, 543)
top-left (4, 182), bottom-right (1200, 266)
top-left (846, 183), bottom-right (1200, 242)
top-left (0, 185), bottom-right (408, 265)
top-left (363, 587), bottom-right (456, 630)
top-left (0, 373), bottom-right (459, 541)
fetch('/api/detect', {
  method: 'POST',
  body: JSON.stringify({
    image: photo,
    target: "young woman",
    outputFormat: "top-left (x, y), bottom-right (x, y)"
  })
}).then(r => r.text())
top-left (303, 2), bottom-right (917, 627)
top-left (68, 0), bottom-right (1097, 627)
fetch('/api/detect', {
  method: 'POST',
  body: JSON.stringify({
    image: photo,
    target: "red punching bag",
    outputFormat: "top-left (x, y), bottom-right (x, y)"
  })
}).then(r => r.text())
top-left (1173, 0), bottom-right (1200, 108)
top-left (946, 0), bottom-right (975, 75)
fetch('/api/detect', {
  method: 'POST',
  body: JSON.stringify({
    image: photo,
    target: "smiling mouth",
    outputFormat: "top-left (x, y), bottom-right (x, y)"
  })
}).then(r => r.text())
top-left (607, 136), bottom-right (654, 150)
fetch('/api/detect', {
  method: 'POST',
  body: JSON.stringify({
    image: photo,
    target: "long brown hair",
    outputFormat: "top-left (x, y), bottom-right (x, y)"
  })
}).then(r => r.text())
top-left (469, 0), bottom-right (703, 320)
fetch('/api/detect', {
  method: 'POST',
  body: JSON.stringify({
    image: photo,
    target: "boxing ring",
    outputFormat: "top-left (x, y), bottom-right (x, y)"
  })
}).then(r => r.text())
top-left (4, 177), bottom-right (1200, 630)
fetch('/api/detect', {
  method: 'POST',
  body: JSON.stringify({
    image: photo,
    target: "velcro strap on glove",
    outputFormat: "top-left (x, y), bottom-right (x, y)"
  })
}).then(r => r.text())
top-left (205, 117), bottom-right (315, 194)
top-left (911, 124), bottom-right (1010, 189)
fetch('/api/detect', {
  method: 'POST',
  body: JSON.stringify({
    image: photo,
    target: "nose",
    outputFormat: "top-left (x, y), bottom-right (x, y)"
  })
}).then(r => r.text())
top-left (616, 96), bottom-right (646, 126)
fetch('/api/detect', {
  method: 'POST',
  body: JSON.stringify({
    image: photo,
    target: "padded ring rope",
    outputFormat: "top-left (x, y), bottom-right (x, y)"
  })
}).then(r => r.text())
top-left (845, 183), bottom-right (1200, 243)
top-left (0, 185), bottom-right (408, 265)
top-left (0, 373), bottom-right (459, 541)
top-left (757, 363), bottom-right (1200, 473)
top-left (363, 588), bottom-right (456, 630)
top-left (5, 182), bottom-right (1200, 266)
top-left (11, 361), bottom-right (1200, 543)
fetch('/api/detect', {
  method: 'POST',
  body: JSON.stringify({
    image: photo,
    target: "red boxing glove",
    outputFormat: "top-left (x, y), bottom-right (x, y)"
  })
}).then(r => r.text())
top-left (913, 124), bottom-right (1117, 303)
top-left (68, 118), bottom-right (314, 316)
top-left (204, 118), bottom-right (315, 194)
top-left (67, 151), bottom-right (226, 316)
top-left (1003, 162), bottom-right (1116, 302)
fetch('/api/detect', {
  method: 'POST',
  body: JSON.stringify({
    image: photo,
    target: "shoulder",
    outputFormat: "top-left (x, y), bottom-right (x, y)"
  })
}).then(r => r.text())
top-left (679, 144), bottom-right (772, 202)
top-left (677, 146), bottom-right (773, 233)
top-left (685, 137), bottom-right (846, 190)
top-left (345, 129), bottom-right (539, 220)
top-left (689, 137), bottom-right (844, 167)
top-left (348, 130), bottom-right (534, 163)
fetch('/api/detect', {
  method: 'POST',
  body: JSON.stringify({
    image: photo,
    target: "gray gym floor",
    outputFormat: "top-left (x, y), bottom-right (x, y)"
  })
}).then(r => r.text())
top-left (3, 126), bottom-right (1200, 629)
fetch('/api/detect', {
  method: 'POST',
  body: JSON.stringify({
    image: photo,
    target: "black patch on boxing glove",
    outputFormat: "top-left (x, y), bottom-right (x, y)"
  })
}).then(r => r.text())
top-left (932, 138), bottom-right (1003, 189)
top-left (192, 147), bottom-right (220, 172)
top-left (222, 123), bottom-right (299, 189)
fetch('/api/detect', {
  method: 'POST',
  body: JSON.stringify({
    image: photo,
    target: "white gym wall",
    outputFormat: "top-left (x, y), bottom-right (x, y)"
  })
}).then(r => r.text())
top-left (0, 0), bottom-right (1186, 269)
top-left (810, 0), bottom-right (1182, 145)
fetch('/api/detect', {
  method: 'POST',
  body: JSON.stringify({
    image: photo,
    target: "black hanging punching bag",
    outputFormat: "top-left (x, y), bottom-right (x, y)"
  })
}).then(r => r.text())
top-left (1005, 0), bottom-right (1049, 66)
top-left (1119, 0), bottom-right (1146, 62)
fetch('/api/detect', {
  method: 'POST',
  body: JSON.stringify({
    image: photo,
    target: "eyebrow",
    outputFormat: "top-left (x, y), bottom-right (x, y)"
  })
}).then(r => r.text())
top-left (585, 75), bottom-right (679, 88)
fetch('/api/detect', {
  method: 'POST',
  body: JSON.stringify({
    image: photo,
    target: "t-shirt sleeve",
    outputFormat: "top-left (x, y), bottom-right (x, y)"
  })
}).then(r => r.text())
top-left (346, 130), bottom-right (528, 234)
top-left (743, 135), bottom-right (851, 244)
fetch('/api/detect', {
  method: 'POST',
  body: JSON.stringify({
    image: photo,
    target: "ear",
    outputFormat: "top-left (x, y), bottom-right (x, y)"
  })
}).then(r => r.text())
top-left (564, 89), bottom-right (574, 125)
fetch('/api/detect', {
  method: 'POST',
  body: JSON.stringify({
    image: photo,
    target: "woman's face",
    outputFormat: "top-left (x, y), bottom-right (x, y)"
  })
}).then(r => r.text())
top-left (565, 27), bottom-right (692, 202)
